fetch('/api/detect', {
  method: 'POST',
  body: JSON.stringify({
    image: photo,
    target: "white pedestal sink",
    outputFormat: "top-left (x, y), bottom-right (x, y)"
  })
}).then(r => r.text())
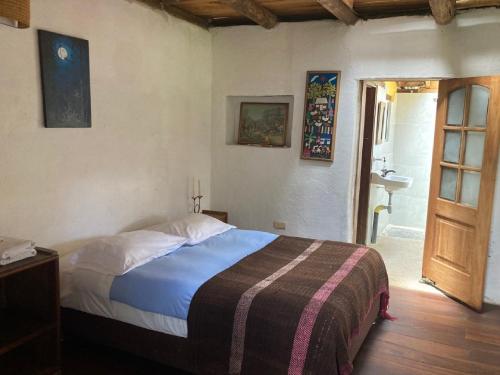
top-left (371, 171), bottom-right (413, 193)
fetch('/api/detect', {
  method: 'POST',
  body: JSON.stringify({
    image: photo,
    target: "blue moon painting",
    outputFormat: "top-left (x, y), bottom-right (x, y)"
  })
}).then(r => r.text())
top-left (38, 30), bottom-right (91, 128)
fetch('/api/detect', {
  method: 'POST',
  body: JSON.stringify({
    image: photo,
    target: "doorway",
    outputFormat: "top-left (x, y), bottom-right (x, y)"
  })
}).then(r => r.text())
top-left (356, 77), bottom-right (500, 310)
top-left (355, 80), bottom-right (439, 292)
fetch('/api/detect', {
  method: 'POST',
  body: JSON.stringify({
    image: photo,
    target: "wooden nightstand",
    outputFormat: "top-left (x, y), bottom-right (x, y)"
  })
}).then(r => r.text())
top-left (0, 248), bottom-right (60, 375)
top-left (202, 210), bottom-right (228, 224)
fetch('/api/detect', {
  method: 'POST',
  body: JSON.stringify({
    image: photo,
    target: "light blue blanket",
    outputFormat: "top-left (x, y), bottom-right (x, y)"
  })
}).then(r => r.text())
top-left (110, 228), bottom-right (278, 320)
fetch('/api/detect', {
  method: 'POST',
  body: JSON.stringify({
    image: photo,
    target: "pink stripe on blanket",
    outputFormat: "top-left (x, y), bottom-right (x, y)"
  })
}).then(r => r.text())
top-left (288, 247), bottom-right (369, 375)
top-left (228, 240), bottom-right (324, 375)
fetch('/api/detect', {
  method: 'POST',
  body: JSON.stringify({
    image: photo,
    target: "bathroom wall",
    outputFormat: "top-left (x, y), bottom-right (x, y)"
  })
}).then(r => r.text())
top-left (390, 92), bottom-right (437, 231)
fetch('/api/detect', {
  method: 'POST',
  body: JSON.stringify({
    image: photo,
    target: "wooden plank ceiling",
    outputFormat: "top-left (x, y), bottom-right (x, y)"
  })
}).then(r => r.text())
top-left (140, 0), bottom-right (500, 28)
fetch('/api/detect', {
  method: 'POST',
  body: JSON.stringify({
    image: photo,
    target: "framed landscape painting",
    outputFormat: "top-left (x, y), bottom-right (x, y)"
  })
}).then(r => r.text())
top-left (301, 71), bottom-right (341, 161)
top-left (38, 30), bottom-right (91, 128)
top-left (238, 102), bottom-right (289, 147)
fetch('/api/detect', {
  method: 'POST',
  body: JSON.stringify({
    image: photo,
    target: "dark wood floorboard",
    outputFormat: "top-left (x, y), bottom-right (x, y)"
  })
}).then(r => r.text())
top-left (352, 287), bottom-right (500, 375)
top-left (62, 287), bottom-right (500, 374)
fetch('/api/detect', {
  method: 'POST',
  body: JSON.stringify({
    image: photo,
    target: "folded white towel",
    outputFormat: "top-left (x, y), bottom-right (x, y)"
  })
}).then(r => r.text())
top-left (0, 236), bottom-right (35, 259)
top-left (0, 248), bottom-right (37, 266)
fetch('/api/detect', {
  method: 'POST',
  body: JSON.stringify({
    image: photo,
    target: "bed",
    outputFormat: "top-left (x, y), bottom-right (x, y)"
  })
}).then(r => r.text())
top-left (61, 227), bottom-right (390, 375)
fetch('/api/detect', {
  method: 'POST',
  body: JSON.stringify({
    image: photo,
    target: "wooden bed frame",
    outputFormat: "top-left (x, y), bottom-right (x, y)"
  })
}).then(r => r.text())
top-left (61, 295), bottom-right (381, 374)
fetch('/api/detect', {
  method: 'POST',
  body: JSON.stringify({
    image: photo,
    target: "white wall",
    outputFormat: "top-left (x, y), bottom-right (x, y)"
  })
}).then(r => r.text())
top-left (391, 92), bottom-right (437, 230)
top-left (0, 0), bottom-right (212, 253)
top-left (210, 9), bottom-right (500, 304)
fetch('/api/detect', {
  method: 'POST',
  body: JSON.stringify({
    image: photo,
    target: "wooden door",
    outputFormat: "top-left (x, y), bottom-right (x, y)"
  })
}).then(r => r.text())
top-left (422, 76), bottom-right (500, 311)
top-left (356, 84), bottom-right (377, 244)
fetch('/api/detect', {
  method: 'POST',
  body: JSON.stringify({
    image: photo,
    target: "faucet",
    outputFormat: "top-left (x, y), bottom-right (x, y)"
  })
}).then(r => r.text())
top-left (381, 168), bottom-right (396, 177)
top-left (373, 157), bottom-right (396, 177)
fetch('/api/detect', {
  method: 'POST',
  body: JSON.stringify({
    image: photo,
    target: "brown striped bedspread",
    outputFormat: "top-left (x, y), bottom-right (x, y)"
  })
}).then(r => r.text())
top-left (188, 236), bottom-right (390, 375)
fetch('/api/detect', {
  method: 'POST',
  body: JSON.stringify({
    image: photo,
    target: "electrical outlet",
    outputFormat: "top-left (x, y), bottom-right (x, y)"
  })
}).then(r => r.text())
top-left (273, 221), bottom-right (286, 230)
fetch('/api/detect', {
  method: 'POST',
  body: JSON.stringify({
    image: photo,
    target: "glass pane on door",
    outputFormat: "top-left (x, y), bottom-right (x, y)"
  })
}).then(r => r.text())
top-left (469, 85), bottom-right (490, 127)
top-left (440, 167), bottom-right (458, 201)
top-left (447, 88), bottom-right (466, 126)
top-left (443, 131), bottom-right (462, 164)
top-left (461, 171), bottom-right (481, 208)
top-left (464, 131), bottom-right (485, 168)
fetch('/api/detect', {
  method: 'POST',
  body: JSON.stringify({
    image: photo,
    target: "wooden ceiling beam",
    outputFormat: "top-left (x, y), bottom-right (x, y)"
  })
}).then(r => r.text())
top-left (316, 0), bottom-right (359, 25)
top-left (429, 0), bottom-right (456, 25)
top-left (218, 0), bottom-right (278, 29)
top-left (456, 0), bottom-right (500, 8)
top-left (135, 0), bottom-right (210, 29)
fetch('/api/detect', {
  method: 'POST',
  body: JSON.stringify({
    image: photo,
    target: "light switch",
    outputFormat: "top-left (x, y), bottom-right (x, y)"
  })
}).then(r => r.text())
top-left (273, 221), bottom-right (286, 230)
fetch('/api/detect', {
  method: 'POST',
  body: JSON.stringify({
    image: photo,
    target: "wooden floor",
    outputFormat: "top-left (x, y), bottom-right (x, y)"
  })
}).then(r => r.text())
top-left (62, 287), bottom-right (500, 375)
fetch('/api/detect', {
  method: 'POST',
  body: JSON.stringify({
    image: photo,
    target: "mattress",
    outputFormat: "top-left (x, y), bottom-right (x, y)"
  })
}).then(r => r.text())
top-left (60, 254), bottom-right (188, 337)
top-left (60, 228), bottom-right (278, 338)
top-left (61, 286), bottom-right (188, 337)
top-left (110, 229), bottom-right (278, 320)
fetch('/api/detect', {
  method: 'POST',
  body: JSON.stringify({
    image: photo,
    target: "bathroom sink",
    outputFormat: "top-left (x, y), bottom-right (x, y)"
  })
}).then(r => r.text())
top-left (371, 171), bottom-right (413, 193)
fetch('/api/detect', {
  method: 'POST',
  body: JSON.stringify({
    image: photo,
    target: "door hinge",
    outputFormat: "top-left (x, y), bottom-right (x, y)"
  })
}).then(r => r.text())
top-left (420, 277), bottom-right (436, 286)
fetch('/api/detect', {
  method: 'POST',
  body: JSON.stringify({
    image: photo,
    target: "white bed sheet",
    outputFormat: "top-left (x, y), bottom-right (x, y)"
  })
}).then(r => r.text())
top-left (60, 253), bottom-right (188, 338)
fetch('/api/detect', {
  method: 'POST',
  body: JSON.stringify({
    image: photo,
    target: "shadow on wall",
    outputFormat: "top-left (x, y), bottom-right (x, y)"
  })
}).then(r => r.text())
top-left (298, 159), bottom-right (333, 168)
top-left (119, 216), bottom-right (168, 232)
top-left (53, 215), bottom-right (167, 255)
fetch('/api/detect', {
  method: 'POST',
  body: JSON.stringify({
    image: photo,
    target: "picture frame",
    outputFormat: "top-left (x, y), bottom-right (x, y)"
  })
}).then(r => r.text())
top-left (38, 30), bottom-right (91, 128)
top-left (300, 71), bottom-right (341, 162)
top-left (375, 101), bottom-right (387, 145)
top-left (237, 102), bottom-right (289, 147)
top-left (384, 101), bottom-right (392, 142)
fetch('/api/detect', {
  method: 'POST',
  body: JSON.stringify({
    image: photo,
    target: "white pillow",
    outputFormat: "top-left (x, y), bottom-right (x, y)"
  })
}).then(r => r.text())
top-left (148, 214), bottom-right (235, 245)
top-left (74, 230), bottom-right (187, 275)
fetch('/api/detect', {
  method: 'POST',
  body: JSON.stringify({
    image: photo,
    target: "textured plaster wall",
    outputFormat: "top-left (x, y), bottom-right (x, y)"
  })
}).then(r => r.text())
top-left (210, 9), bottom-right (500, 304)
top-left (0, 0), bottom-right (212, 254)
top-left (390, 93), bottom-right (437, 230)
